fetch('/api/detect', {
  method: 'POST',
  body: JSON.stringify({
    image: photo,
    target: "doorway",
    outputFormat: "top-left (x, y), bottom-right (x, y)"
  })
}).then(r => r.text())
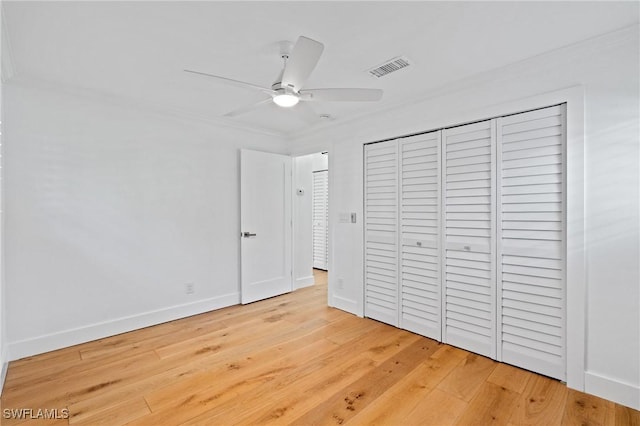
top-left (293, 151), bottom-right (329, 291)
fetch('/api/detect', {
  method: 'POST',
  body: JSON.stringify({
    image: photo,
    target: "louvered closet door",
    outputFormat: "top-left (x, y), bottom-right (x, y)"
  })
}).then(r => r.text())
top-left (497, 105), bottom-right (566, 380)
top-left (364, 140), bottom-right (399, 326)
top-left (313, 170), bottom-right (328, 270)
top-left (399, 132), bottom-right (441, 340)
top-left (443, 120), bottom-right (496, 358)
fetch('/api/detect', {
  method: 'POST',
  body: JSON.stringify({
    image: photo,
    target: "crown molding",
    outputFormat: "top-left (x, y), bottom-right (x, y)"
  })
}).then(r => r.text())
top-left (289, 23), bottom-right (639, 143)
top-left (5, 74), bottom-right (288, 139)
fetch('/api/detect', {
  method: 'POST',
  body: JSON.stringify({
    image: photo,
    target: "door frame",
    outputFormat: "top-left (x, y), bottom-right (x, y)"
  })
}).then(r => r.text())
top-left (291, 151), bottom-right (331, 294)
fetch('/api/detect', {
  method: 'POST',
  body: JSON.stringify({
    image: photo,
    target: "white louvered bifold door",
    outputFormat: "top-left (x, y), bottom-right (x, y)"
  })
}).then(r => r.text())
top-left (313, 170), bottom-right (329, 270)
top-left (399, 132), bottom-right (442, 340)
top-left (443, 120), bottom-right (496, 359)
top-left (364, 140), bottom-right (399, 326)
top-left (497, 105), bottom-right (566, 380)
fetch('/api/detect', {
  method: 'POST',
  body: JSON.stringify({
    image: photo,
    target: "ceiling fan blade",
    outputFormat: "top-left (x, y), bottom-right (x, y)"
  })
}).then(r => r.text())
top-left (184, 69), bottom-right (276, 95)
top-left (300, 88), bottom-right (383, 102)
top-left (281, 36), bottom-right (324, 91)
top-left (224, 97), bottom-right (273, 118)
top-left (291, 102), bottom-right (321, 124)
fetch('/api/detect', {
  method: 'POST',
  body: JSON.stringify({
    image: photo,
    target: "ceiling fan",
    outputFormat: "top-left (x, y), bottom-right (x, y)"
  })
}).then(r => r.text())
top-left (184, 36), bottom-right (383, 118)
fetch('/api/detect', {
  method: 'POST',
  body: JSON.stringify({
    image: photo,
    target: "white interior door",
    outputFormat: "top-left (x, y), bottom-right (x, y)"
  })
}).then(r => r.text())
top-left (240, 149), bottom-right (292, 304)
top-left (497, 105), bottom-right (566, 380)
top-left (442, 120), bottom-right (497, 359)
top-left (399, 132), bottom-right (442, 340)
top-left (313, 170), bottom-right (329, 270)
top-left (364, 140), bottom-right (399, 326)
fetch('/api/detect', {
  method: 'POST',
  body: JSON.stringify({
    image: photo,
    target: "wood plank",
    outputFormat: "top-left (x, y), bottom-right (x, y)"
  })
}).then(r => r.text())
top-left (324, 316), bottom-right (388, 345)
top-left (455, 382), bottom-right (519, 425)
top-left (3, 351), bottom-right (161, 409)
top-left (437, 352), bottom-right (497, 401)
top-left (562, 389), bottom-right (615, 426)
top-left (346, 344), bottom-right (467, 425)
top-left (182, 326), bottom-right (422, 425)
top-left (289, 338), bottom-right (440, 425)
top-left (69, 397), bottom-right (149, 425)
top-left (615, 404), bottom-right (640, 426)
top-left (508, 374), bottom-right (568, 425)
top-left (138, 337), bottom-right (342, 425)
top-left (487, 362), bottom-right (532, 394)
top-left (187, 354), bottom-right (378, 425)
top-left (403, 388), bottom-right (468, 425)
top-left (5, 346), bottom-right (82, 382)
top-left (144, 321), bottom-right (340, 412)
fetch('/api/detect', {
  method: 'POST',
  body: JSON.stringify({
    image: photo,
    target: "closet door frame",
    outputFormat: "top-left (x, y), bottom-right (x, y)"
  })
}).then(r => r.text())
top-left (358, 86), bottom-right (584, 390)
top-left (482, 88), bottom-right (584, 390)
top-left (496, 105), bottom-right (567, 380)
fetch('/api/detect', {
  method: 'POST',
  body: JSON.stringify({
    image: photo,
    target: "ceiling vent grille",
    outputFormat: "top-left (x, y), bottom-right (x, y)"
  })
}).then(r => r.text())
top-left (367, 56), bottom-right (411, 78)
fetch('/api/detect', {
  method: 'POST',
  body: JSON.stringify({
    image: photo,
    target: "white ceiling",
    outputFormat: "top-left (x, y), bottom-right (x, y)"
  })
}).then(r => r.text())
top-left (3, 1), bottom-right (638, 136)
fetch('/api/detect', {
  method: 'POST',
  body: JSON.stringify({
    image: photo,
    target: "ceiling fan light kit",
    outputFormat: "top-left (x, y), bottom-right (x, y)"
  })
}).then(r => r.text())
top-left (272, 93), bottom-right (299, 107)
top-left (185, 35), bottom-right (383, 118)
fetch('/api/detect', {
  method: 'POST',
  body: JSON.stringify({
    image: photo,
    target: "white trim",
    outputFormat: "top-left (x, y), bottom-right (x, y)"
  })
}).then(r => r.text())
top-left (327, 149), bottom-right (335, 309)
top-left (6, 76), bottom-right (284, 139)
top-left (7, 292), bottom-right (239, 361)
top-left (331, 295), bottom-right (361, 316)
top-left (563, 90), bottom-right (586, 391)
top-left (0, 349), bottom-right (8, 396)
top-left (395, 138), bottom-right (401, 328)
top-left (489, 118), bottom-right (498, 361)
top-left (585, 371), bottom-right (640, 410)
top-left (294, 275), bottom-right (315, 290)
top-left (495, 117), bottom-right (504, 363)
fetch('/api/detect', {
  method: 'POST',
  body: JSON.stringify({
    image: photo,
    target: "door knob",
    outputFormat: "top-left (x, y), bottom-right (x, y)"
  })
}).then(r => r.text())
top-left (241, 232), bottom-right (257, 238)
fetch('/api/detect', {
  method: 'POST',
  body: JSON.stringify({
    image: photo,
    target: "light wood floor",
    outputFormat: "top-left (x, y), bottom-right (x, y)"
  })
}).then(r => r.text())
top-left (2, 270), bottom-right (638, 425)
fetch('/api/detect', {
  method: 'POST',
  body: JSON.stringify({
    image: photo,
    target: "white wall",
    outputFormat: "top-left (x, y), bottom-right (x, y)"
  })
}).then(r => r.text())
top-left (291, 26), bottom-right (640, 409)
top-left (293, 152), bottom-right (329, 289)
top-left (3, 80), bottom-right (288, 360)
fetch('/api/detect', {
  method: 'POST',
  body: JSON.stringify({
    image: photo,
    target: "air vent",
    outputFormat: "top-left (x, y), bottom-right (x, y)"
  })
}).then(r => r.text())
top-left (367, 56), bottom-right (411, 78)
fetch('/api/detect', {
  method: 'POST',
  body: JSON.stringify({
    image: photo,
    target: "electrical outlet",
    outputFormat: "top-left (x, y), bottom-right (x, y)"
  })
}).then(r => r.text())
top-left (185, 283), bottom-right (195, 294)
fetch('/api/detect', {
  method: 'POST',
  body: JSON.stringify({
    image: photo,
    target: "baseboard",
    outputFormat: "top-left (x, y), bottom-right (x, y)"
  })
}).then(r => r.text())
top-left (294, 275), bottom-right (315, 290)
top-left (0, 348), bottom-right (9, 396)
top-left (331, 294), bottom-right (362, 317)
top-left (584, 371), bottom-right (640, 410)
top-left (8, 292), bottom-right (240, 361)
